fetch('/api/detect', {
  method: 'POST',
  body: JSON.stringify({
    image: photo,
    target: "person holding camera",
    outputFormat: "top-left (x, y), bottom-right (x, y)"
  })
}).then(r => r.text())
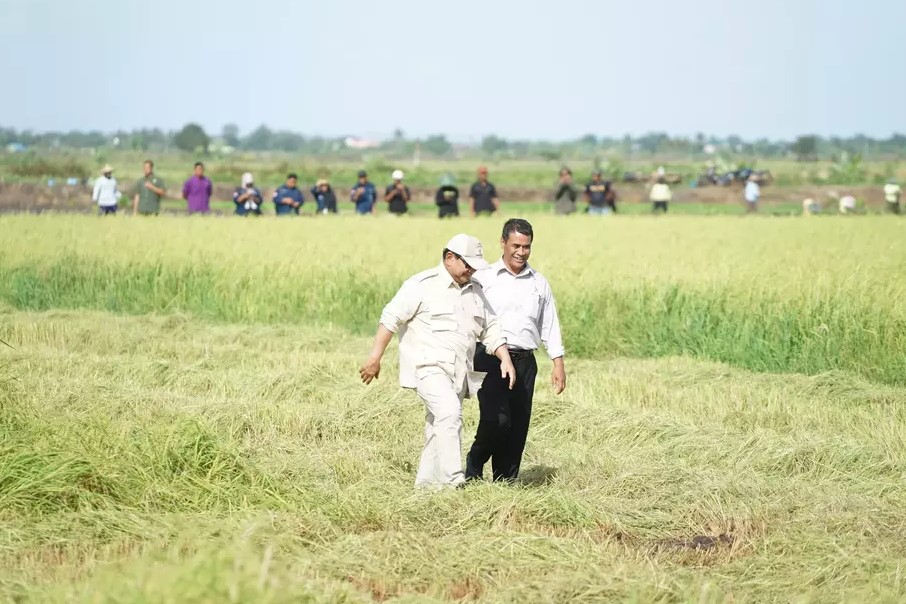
top-left (385, 169), bottom-right (411, 215)
top-left (232, 172), bottom-right (263, 216)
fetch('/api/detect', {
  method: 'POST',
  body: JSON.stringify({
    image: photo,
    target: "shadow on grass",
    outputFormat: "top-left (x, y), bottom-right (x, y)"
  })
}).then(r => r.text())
top-left (518, 464), bottom-right (558, 487)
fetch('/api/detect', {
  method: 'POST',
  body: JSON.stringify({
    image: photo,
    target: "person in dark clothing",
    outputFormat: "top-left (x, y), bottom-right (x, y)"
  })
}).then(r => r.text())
top-left (435, 173), bottom-right (460, 218)
top-left (384, 169), bottom-right (411, 215)
top-left (273, 173), bottom-right (304, 216)
top-left (585, 170), bottom-right (617, 215)
top-left (469, 166), bottom-right (499, 216)
top-left (554, 167), bottom-right (578, 215)
top-left (233, 172), bottom-right (263, 216)
top-left (311, 179), bottom-right (338, 214)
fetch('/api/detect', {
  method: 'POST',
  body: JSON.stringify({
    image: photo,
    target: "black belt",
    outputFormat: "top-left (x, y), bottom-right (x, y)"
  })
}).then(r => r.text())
top-left (507, 348), bottom-right (535, 360)
top-left (477, 343), bottom-right (535, 360)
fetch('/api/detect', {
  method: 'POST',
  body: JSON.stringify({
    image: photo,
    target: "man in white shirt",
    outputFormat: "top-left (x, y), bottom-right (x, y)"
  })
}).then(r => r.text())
top-left (360, 234), bottom-right (516, 489)
top-left (884, 179), bottom-right (901, 214)
top-left (744, 175), bottom-right (761, 213)
top-left (465, 218), bottom-right (566, 483)
top-left (92, 164), bottom-right (120, 215)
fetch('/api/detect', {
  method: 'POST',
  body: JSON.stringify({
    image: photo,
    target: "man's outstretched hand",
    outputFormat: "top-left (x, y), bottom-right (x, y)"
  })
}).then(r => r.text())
top-left (359, 356), bottom-right (381, 384)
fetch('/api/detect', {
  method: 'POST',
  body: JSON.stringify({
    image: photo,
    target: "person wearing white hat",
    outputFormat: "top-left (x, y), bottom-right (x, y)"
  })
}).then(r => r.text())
top-left (92, 164), bottom-right (120, 215)
top-left (232, 172), bottom-right (263, 216)
top-left (360, 234), bottom-right (516, 489)
top-left (384, 169), bottom-right (411, 215)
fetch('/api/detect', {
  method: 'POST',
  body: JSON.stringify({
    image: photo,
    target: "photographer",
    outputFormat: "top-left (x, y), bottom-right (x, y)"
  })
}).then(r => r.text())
top-left (232, 172), bottom-right (263, 216)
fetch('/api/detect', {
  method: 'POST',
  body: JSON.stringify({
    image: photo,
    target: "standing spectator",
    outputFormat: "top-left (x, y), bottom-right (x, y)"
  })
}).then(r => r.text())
top-left (182, 162), bottom-right (213, 215)
top-left (311, 179), bottom-right (338, 214)
top-left (232, 172), bottom-right (263, 216)
top-left (273, 173), bottom-right (304, 216)
top-left (553, 167), bottom-right (578, 215)
top-left (884, 178), bottom-right (901, 214)
top-left (351, 170), bottom-right (378, 215)
top-left (384, 169), bottom-right (411, 215)
top-left (585, 170), bottom-right (617, 215)
top-left (92, 164), bottom-right (120, 215)
top-left (132, 159), bottom-right (166, 216)
top-left (744, 175), bottom-right (761, 213)
top-left (435, 173), bottom-right (460, 218)
top-left (649, 177), bottom-right (672, 213)
top-left (469, 166), bottom-right (499, 217)
top-left (584, 170), bottom-right (607, 215)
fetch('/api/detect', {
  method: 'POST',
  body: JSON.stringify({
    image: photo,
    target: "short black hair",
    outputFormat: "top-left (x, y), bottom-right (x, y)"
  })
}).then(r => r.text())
top-left (502, 218), bottom-right (533, 242)
top-left (194, 161), bottom-right (204, 168)
top-left (287, 173), bottom-right (298, 180)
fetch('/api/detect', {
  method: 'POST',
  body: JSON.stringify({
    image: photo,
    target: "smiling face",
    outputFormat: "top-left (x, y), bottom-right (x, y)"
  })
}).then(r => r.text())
top-left (501, 230), bottom-right (532, 273)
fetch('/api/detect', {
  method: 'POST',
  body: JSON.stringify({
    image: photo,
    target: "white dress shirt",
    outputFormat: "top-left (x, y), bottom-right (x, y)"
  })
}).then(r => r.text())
top-left (473, 259), bottom-right (565, 360)
top-left (380, 264), bottom-right (506, 394)
top-left (92, 176), bottom-right (120, 207)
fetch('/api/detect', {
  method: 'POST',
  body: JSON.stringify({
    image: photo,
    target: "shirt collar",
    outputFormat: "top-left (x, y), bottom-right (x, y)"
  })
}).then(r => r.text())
top-left (437, 263), bottom-right (472, 290)
top-left (491, 258), bottom-right (534, 277)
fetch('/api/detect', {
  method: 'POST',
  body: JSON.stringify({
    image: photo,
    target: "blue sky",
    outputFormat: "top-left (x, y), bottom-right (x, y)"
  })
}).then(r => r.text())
top-left (1, 0), bottom-right (903, 141)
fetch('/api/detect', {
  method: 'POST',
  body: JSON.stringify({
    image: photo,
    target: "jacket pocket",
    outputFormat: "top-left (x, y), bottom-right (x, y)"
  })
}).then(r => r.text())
top-left (430, 303), bottom-right (458, 332)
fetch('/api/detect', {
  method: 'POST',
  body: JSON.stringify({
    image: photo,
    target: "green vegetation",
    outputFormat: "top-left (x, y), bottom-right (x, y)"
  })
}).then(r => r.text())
top-left (2, 215), bottom-right (906, 601)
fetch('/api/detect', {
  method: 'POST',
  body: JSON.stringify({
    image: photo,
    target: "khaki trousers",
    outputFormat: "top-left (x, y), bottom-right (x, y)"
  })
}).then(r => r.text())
top-left (414, 370), bottom-right (466, 488)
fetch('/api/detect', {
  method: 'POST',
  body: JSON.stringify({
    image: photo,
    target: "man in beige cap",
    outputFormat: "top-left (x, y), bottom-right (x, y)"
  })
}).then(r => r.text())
top-left (360, 234), bottom-right (516, 489)
top-left (92, 164), bottom-right (120, 215)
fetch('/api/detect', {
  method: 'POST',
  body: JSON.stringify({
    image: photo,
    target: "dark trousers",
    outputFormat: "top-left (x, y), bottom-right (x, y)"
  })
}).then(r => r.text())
top-left (466, 347), bottom-right (537, 481)
top-left (652, 201), bottom-right (668, 213)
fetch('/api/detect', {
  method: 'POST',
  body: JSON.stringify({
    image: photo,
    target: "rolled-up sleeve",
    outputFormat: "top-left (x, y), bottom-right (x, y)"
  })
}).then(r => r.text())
top-left (379, 279), bottom-right (421, 333)
top-left (540, 283), bottom-right (565, 359)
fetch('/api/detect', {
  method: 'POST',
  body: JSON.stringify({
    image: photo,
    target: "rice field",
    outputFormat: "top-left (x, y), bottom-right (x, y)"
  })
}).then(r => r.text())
top-left (2, 213), bottom-right (906, 602)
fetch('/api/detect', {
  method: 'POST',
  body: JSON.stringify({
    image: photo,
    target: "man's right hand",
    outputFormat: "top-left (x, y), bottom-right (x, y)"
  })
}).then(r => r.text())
top-left (500, 357), bottom-right (516, 390)
top-left (359, 356), bottom-right (381, 384)
top-left (144, 181), bottom-right (155, 190)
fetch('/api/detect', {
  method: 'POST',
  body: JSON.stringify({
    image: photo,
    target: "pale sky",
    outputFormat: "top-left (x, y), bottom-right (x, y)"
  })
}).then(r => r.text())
top-left (1, 0), bottom-right (904, 141)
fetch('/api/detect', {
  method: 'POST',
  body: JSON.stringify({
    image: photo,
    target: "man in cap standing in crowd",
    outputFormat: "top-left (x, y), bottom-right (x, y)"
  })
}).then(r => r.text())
top-left (884, 178), bottom-right (901, 214)
top-left (311, 179), bottom-right (338, 214)
top-left (465, 218), bottom-right (566, 483)
top-left (435, 173), bottom-right (460, 218)
top-left (469, 167), bottom-right (500, 217)
top-left (273, 173), bottom-right (304, 216)
top-left (132, 159), bottom-right (166, 216)
top-left (351, 170), bottom-right (378, 215)
top-left (92, 164), bottom-right (120, 215)
top-left (233, 172), bottom-right (263, 216)
top-left (360, 234), bottom-right (516, 489)
top-left (182, 161), bottom-right (213, 215)
top-left (384, 169), bottom-right (411, 215)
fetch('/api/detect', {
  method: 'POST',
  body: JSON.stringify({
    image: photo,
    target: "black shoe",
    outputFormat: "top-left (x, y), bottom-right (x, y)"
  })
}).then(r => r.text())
top-left (465, 453), bottom-right (483, 481)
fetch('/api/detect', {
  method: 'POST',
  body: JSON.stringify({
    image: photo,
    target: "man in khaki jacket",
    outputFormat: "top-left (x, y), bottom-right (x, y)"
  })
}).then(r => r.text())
top-left (360, 234), bottom-right (516, 489)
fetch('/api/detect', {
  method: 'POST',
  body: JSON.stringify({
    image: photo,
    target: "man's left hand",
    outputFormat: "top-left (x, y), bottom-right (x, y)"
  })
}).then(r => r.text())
top-left (551, 361), bottom-right (566, 395)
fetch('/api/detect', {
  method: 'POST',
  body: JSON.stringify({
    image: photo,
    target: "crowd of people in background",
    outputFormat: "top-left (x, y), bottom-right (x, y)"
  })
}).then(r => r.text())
top-left (89, 160), bottom-right (902, 218)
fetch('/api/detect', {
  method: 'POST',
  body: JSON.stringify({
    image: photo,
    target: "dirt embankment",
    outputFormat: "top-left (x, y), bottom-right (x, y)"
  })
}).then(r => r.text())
top-left (0, 182), bottom-right (890, 212)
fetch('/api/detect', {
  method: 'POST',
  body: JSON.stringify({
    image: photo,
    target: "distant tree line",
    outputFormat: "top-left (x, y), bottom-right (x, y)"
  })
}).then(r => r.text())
top-left (2, 125), bottom-right (905, 161)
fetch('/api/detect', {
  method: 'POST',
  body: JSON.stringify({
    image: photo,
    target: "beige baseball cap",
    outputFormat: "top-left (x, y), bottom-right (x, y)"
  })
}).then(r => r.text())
top-left (445, 234), bottom-right (490, 270)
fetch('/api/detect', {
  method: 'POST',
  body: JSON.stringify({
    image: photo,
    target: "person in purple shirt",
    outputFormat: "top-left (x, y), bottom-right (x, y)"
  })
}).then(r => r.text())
top-left (182, 162), bottom-right (213, 215)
